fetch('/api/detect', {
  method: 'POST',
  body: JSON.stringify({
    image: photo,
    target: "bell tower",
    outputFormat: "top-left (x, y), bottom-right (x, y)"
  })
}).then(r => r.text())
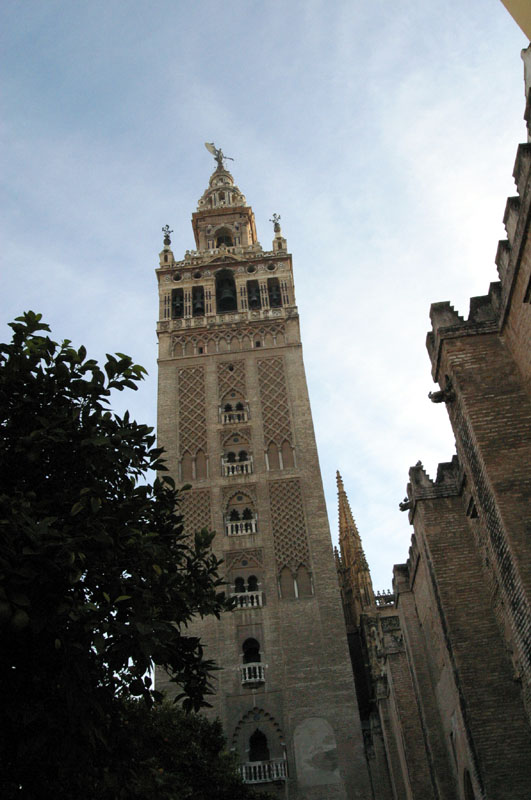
top-left (155, 147), bottom-right (372, 799)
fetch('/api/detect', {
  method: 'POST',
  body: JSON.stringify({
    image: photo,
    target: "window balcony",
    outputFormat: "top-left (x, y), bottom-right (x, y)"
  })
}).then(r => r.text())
top-left (221, 409), bottom-right (248, 424)
top-left (222, 457), bottom-right (253, 476)
top-left (240, 760), bottom-right (287, 784)
top-left (240, 662), bottom-right (266, 685)
top-left (225, 516), bottom-right (258, 536)
top-left (231, 591), bottom-right (263, 609)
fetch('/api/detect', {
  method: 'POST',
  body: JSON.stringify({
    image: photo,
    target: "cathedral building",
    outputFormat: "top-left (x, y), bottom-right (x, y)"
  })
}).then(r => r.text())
top-left (336, 44), bottom-right (531, 800)
top-left (154, 146), bottom-right (372, 799)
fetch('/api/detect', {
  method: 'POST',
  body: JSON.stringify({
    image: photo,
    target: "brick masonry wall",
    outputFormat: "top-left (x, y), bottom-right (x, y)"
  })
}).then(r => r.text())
top-left (437, 333), bottom-right (531, 719)
top-left (393, 561), bottom-right (457, 799)
top-left (405, 482), bottom-right (531, 799)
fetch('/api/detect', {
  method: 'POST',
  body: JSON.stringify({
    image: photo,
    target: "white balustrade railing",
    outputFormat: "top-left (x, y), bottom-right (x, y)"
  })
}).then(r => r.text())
top-left (231, 591), bottom-right (263, 609)
top-left (221, 410), bottom-right (248, 424)
top-left (225, 517), bottom-right (257, 536)
top-left (240, 760), bottom-right (287, 784)
top-left (222, 458), bottom-right (253, 476)
top-left (240, 662), bottom-right (266, 684)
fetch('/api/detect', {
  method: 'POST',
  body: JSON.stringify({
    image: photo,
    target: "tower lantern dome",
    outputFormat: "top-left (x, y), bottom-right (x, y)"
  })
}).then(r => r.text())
top-left (192, 150), bottom-right (257, 251)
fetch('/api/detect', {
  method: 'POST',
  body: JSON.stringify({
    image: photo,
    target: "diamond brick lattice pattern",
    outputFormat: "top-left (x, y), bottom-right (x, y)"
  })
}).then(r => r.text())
top-left (179, 489), bottom-right (212, 539)
top-left (177, 367), bottom-right (207, 455)
top-left (269, 479), bottom-right (310, 573)
top-left (217, 360), bottom-right (246, 402)
top-left (257, 357), bottom-right (292, 447)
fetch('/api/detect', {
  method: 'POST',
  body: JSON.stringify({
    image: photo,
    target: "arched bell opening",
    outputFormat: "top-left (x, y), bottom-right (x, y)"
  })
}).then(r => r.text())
top-left (216, 269), bottom-right (237, 313)
top-left (192, 285), bottom-right (205, 316)
top-left (267, 277), bottom-right (282, 308)
top-left (171, 288), bottom-right (184, 319)
top-left (215, 226), bottom-right (233, 248)
top-left (247, 279), bottom-right (261, 309)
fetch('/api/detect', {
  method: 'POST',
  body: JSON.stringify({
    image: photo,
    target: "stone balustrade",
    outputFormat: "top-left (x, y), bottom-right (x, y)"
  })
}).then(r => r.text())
top-left (231, 591), bottom-right (263, 609)
top-left (240, 662), bottom-right (266, 684)
top-left (225, 516), bottom-right (257, 536)
top-left (240, 759), bottom-right (287, 784)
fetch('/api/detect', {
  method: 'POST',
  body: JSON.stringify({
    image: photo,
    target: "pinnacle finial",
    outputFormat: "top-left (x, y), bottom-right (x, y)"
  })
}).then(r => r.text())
top-left (204, 142), bottom-right (234, 169)
top-left (162, 225), bottom-right (173, 247)
top-left (336, 470), bottom-right (345, 492)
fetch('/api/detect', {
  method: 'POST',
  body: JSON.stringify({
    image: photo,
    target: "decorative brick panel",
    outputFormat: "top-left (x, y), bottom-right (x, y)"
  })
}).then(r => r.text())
top-left (257, 357), bottom-right (292, 447)
top-left (177, 366), bottom-right (206, 455)
top-left (269, 479), bottom-right (309, 573)
top-left (217, 360), bottom-right (246, 402)
top-left (179, 489), bottom-right (211, 539)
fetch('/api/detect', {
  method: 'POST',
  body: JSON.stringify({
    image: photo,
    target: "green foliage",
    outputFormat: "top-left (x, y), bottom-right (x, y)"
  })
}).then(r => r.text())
top-left (0, 312), bottom-right (233, 797)
top-left (98, 699), bottom-right (271, 800)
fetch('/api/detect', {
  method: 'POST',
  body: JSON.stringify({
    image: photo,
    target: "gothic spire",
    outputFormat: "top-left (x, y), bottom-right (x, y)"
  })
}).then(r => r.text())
top-left (336, 471), bottom-right (375, 614)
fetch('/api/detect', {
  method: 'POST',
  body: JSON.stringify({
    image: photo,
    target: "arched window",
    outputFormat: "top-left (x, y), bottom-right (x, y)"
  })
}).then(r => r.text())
top-left (279, 567), bottom-right (295, 599)
top-left (242, 638), bottom-right (261, 663)
top-left (216, 269), bottom-right (237, 313)
top-left (281, 440), bottom-right (294, 468)
top-left (267, 442), bottom-right (280, 470)
top-left (181, 452), bottom-right (193, 481)
top-left (249, 729), bottom-right (270, 762)
top-left (296, 565), bottom-right (312, 597)
top-left (234, 577), bottom-right (245, 594)
top-left (229, 508), bottom-right (240, 521)
top-left (195, 449), bottom-right (207, 479)
top-left (235, 401), bottom-right (244, 411)
top-left (242, 507), bottom-right (253, 520)
top-left (247, 575), bottom-right (258, 592)
top-left (224, 403), bottom-right (233, 412)
top-left (215, 227), bottom-right (233, 247)
top-left (227, 451), bottom-right (236, 463)
top-left (238, 450), bottom-right (248, 462)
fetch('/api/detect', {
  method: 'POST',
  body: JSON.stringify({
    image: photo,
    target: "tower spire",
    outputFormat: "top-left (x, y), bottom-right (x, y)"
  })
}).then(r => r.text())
top-left (336, 471), bottom-right (375, 623)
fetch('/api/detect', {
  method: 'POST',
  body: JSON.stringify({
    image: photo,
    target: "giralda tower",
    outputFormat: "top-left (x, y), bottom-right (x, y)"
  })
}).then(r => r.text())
top-left (155, 147), bottom-right (371, 799)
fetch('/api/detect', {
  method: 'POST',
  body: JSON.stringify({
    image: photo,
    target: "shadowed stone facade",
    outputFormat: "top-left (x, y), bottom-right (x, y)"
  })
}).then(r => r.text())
top-left (154, 158), bottom-right (372, 798)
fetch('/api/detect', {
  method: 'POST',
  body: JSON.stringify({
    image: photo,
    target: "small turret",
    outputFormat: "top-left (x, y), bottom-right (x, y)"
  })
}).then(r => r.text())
top-left (270, 213), bottom-right (287, 253)
top-left (159, 224), bottom-right (175, 267)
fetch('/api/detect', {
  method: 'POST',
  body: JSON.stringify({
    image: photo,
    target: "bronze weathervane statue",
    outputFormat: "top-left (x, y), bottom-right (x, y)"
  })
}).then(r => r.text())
top-left (204, 142), bottom-right (234, 169)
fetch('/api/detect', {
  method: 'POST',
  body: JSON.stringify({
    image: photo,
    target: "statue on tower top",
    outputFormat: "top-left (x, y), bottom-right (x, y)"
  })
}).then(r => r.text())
top-left (204, 142), bottom-right (234, 169)
top-left (270, 213), bottom-right (281, 233)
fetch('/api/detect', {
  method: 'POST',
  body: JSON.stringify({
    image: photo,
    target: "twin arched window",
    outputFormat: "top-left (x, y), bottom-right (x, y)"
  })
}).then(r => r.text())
top-left (234, 575), bottom-right (258, 593)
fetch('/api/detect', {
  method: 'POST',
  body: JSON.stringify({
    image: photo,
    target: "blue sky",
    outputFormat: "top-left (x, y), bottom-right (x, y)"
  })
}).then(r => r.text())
top-left (1, 0), bottom-right (528, 589)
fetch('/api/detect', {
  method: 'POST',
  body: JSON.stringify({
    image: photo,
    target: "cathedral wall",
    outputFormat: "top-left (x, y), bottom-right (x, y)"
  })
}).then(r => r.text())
top-left (402, 473), bottom-right (531, 799)
top-left (393, 560), bottom-right (456, 799)
top-left (433, 329), bottom-right (531, 719)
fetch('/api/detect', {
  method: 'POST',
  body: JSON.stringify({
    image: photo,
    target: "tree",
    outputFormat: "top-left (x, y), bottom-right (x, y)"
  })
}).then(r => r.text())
top-left (0, 312), bottom-right (233, 797)
top-left (98, 699), bottom-right (273, 800)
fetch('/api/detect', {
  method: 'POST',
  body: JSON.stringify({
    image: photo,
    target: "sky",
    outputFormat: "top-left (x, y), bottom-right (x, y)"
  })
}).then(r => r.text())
top-left (1, 0), bottom-right (528, 590)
